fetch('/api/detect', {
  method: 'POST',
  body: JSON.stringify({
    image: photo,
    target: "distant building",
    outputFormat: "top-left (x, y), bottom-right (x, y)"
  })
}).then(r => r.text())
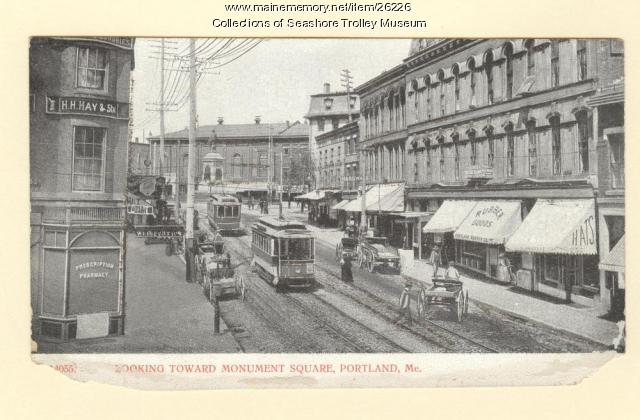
top-left (147, 118), bottom-right (309, 198)
top-left (30, 37), bottom-right (135, 341)
top-left (128, 141), bottom-right (151, 175)
top-left (305, 83), bottom-right (359, 188)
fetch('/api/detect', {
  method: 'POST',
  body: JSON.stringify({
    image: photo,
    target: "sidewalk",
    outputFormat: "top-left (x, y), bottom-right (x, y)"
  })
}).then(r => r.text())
top-left (254, 203), bottom-right (618, 346)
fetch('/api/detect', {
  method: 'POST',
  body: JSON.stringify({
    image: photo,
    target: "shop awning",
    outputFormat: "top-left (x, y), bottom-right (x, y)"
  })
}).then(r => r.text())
top-left (295, 190), bottom-right (338, 201)
top-left (505, 199), bottom-right (597, 255)
top-left (599, 235), bottom-right (624, 272)
top-left (367, 185), bottom-right (404, 212)
top-left (332, 199), bottom-right (351, 210)
top-left (454, 201), bottom-right (522, 245)
top-left (423, 200), bottom-right (476, 233)
top-left (341, 183), bottom-right (403, 213)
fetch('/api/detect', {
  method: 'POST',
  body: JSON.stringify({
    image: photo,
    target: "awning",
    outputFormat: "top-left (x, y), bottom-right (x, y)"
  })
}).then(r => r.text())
top-left (390, 211), bottom-right (433, 219)
top-left (367, 185), bottom-right (404, 212)
top-left (332, 199), bottom-right (351, 211)
top-left (342, 183), bottom-right (403, 213)
top-left (505, 199), bottom-right (597, 254)
top-left (599, 235), bottom-right (624, 272)
top-left (423, 200), bottom-right (476, 233)
top-left (454, 201), bottom-right (522, 245)
top-left (295, 190), bottom-right (338, 201)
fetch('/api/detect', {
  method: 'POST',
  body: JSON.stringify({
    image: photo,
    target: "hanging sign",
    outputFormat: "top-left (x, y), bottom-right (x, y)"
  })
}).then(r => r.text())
top-left (134, 225), bottom-right (185, 238)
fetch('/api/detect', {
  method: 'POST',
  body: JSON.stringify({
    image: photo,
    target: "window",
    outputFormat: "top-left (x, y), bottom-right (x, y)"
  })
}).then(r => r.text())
top-left (426, 85), bottom-right (432, 119)
top-left (485, 51), bottom-right (494, 105)
top-left (76, 47), bottom-right (107, 90)
top-left (283, 147), bottom-right (289, 155)
top-left (506, 130), bottom-right (515, 177)
top-left (469, 132), bottom-right (477, 165)
top-left (551, 117), bottom-right (562, 175)
top-left (551, 40), bottom-right (560, 87)
top-left (609, 134), bottom-right (624, 189)
top-left (232, 153), bottom-right (241, 179)
top-left (577, 40), bottom-right (588, 81)
top-left (232, 206), bottom-right (239, 217)
top-left (453, 66), bottom-right (460, 111)
top-left (527, 122), bottom-right (538, 176)
top-left (439, 85), bottom-right (446, 117)
top-left (469, 58), bottom-right (477, 107)
top-left (217, 206), bottom-right (224, 218)
top-left (73, 126), bottom-right (105, 191)
top-left (486, 130), bottom-right (495, 168)
top-left (577, 113), bottom-right (590, 173)
top-left (332, 118), bottom-right (339, 130)
top-left (505, 43), bottom-right (514, 99)
top-left (453, 141), bottom-right (460, 181)
top-left (438, 139), bottom-right (445, 181)
top-left (337, 146), bottom-right (341, 162)
top-left (317, 118), bottom-right (325, 131)
top-left (525, 39), bottom-right (535, 77)
top-left (258, 152), bottom-right (267, 177)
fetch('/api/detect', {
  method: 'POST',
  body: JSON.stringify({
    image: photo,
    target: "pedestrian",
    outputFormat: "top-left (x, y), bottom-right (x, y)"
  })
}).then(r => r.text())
top-left (444, 260), bottom-right (460, 281)
top-left (341, 256), bottom-right (353, 283)
top-left (610, 320), bottom-right (625, 353)
top-left (395, 282), bottom-right (413, 326)
top-left (429, 243), bottom-right (442, 276)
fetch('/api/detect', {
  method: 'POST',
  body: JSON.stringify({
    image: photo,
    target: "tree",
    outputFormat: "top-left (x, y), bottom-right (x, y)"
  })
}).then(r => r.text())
top-left (288, 149), bottom-right (316, 192)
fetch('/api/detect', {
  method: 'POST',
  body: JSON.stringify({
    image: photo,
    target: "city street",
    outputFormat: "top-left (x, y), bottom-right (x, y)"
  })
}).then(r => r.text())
top-left (195, 202), bottom-right (607, 353)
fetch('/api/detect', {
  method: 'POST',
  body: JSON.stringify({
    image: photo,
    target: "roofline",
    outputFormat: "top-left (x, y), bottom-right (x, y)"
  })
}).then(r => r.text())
top-left (315, 120), bottom-right (360, 140)
top-left (309, 91), bottom-right (360, 98)
top-left (354, 63), bottom-right (406, 95)
top-left (303, 110), bottom-right (360, 119)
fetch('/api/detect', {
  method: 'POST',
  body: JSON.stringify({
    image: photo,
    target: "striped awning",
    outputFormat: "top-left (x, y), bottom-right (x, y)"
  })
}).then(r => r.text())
top-left (599, 235), bottom-right (624, 272)
top-left (332, 199), bottom-right (351, 211)
top-left (506, 200), bottom-right (597, 255)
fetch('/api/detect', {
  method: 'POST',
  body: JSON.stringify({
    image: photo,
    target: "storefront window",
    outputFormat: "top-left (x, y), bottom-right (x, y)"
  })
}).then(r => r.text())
top-left (543, 255), bottom-right (562, 286)
top-left (458, 241), bottom-right (486, 272)
top-left (73, 126), bottom-right (105, 192)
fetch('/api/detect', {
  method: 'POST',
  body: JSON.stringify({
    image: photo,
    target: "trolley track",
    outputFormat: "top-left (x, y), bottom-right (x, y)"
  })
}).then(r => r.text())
top-left (227, 228), bottom-right (496, 353)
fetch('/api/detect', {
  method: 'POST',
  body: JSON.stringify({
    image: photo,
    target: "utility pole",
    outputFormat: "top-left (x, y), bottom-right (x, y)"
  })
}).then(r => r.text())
top-left (185, 38), bottom-right (196, 284)
top-left (279, 150), bottom-right (283, 219)
top-left (341, 69), bottom-right (354, 123)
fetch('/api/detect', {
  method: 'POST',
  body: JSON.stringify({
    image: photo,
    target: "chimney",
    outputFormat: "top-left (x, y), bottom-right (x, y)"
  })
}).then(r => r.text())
top-left (255, 115), bottom-right (261, 124)
top-left (323, 82), bottom-right (331, 94)
top-left (217, 116), bottom-right (224, 125)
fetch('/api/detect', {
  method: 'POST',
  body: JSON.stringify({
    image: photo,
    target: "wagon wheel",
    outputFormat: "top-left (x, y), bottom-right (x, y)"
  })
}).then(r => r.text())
top-left (456, 292), bottom-right (464, 323)
top-left (464, 290), bottom-right (469, 315)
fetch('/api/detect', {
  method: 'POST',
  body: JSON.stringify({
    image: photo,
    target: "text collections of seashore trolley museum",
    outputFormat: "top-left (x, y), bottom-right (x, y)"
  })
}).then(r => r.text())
top-left (30, 37), bottom-right (134, 341)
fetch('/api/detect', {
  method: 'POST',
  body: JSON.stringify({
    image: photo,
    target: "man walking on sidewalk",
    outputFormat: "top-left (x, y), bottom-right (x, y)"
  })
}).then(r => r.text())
top-left (395, 283), bottom-right (413, 326)
top-left (429, 243), bottom-right (442, 277)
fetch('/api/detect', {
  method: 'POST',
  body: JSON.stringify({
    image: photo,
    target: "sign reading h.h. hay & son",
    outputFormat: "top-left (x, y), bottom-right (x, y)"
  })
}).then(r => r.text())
top-left (45, 96), bottom-right (129, 120)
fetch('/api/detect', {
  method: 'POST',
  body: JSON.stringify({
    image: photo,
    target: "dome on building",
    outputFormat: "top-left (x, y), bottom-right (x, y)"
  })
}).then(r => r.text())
top-left (203, 152), bottom-right (223, 161)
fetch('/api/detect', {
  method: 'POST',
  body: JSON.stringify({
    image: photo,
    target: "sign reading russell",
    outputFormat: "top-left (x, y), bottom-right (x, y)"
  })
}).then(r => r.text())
top-left (45, 96), bottom-right (129, 119)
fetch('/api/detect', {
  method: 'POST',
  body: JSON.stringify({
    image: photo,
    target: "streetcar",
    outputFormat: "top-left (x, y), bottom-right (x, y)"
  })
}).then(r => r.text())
top-left (206, 194), bottom-right (242, 234)
top-left (251, 216), bottom-right (315, 292)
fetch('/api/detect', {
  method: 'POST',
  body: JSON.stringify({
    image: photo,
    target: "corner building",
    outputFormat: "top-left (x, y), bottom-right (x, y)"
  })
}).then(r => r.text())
top-left (357, 39), bottom-right (624, 308)
top-left (30, 37), bottom-right (134, 341)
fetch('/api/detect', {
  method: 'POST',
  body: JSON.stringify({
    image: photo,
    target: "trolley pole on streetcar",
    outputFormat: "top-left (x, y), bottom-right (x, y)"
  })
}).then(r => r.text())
top-left (185, 38), bottom-right (197, 283)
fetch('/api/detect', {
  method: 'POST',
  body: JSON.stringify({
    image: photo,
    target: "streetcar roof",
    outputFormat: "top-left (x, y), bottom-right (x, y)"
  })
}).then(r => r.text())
top-left (255, 216), bottom-right (307, 230)
top-left (209, 194), bottom-right (240, 203)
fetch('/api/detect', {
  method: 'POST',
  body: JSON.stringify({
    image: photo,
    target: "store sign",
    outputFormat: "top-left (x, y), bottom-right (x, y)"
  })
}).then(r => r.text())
top-left (464, 166), bottom-right (494, 180)
top-left (59, 36), bottom-right (134, 50)
top-left (45, 96), bottom-right (129, 120)
top-left (139, 177), bottom-right (157, 196)
top-left (74, 260), bottom-right (116, 280)
top-left (571, 215), bottom-right (596, 248)
top-left (68, 250), bottom-right (120, 315)
top-left (127, 204), bottom-right (154, 215)
top-left (470, 205), bottom-right (504, 228)
top-left (134, 225), bottom-right (184, 238)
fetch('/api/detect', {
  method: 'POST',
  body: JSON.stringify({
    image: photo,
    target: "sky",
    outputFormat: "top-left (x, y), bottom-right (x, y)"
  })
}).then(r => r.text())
top-left (131, 38), bottom-right (410, 141)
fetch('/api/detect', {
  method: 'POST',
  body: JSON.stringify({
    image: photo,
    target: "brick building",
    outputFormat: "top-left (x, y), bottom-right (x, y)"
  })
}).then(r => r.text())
top-left (353, 39), bottom-right (624, 308)
top-left (30, 37), bottom-right (135, 341)
top-left (148, 118), bottom-right (309, 199)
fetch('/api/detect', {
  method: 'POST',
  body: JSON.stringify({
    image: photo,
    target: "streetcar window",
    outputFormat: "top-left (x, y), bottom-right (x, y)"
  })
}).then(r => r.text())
top-left (280, 239), bottom-right (287, 256)
top-left (216, 206), bottom-right (224, 218)
top-left (232, 206), bottom-right (239, 217)
top-left (273, 239), bottom-right (280, 256)
top-left (224, 206), bottom-right (232, 217)
top-left (285, 238), bottom-right (312, 260)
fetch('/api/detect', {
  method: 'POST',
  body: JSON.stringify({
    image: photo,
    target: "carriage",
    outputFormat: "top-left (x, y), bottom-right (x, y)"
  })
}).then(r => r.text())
top-left (207, 194), bottom-right (242, 234)
top-left (195, 238), bottom-right (245, 302)
top-left (416, 275), bottom-right (469, 322)
top-left (335, 237), bottom-right (358, 262)
top-left (356, 236), bottom-right (401, 273)
top-left (251, 217), bottom-right (315, 292)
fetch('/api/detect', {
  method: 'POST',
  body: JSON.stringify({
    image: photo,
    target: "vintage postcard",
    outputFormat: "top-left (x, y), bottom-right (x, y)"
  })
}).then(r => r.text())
top-left (27, 35), bottom-right (626, 389)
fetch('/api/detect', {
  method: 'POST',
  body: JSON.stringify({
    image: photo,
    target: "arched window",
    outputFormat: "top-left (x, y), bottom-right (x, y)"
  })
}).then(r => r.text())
top-left (452, 134), bottom-right (460, 181)
top-left (550, 116), bottom-right (562, 175)
top-left (425, 75), bottom-right (432, 120)
top-left (527, 120), bottom-right (538, 176)
top-left (551, 40), bottom-right (560, 87)
top-left (485, 50), bottom-right (494, 105)
top-left (233, 153), bottom-right (241, 179)
top-left (468, 57), bottom-right (477, 107)
top-left (452, 64), bottom-right (461, 112)
top-left (437, 70), bottom-right (446, 117)
top-left (525, 39), bottom-right (535, 77)
top-left (504, 43), bottom-right (514, 99)
top-left (505, 123), bottom-right (515, 177)
top-left (484, 126), bottom-right (495, 168)
top-left (468, 130), bottom-right (477, 166)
